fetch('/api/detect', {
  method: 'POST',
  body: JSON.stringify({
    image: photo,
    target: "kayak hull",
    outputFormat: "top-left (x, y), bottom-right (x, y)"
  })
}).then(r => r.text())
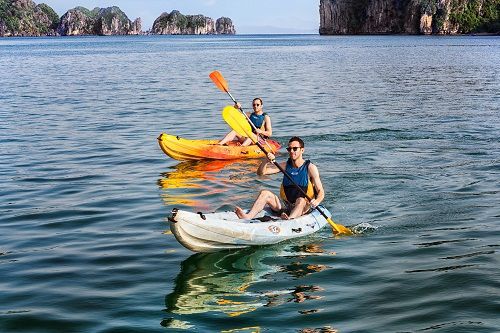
top-left (158, 133), bottom-right (281, 161)
top-left (168, 206), bottom-right (331, 252)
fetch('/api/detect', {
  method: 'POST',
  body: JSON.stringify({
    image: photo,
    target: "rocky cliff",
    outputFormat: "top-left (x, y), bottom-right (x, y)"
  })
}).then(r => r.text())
top-left (0, 0), bottom-right (236, 36)
top-left (0, 0), bottom-right (59, 36)
top-left (0, 1), bottom-right (141, 36)
top-left (1, 2), bottom-right (236, 37)
top-left (93, 7), bottom-right (141, 35)
top-left (319, 0), bottom-right (500, 35)
top-left (152, 10), bottom-right (236, 34)
top-left (58, 6), bottom-right (141, 36)
top-left (216, 17), bottom-right (236, 34)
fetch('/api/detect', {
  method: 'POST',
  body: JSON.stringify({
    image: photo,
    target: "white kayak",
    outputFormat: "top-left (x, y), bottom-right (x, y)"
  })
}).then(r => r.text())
top-left (168, 206), bottom-right (332, 252)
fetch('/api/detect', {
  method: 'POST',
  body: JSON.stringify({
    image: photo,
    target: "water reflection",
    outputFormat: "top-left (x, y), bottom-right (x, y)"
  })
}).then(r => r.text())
top-left (280, 261), bottom-right (328, 279)
top-left (165, 248), bottom-right (274, 317)
top-left (263, 243), bottom-right (328, 312)
top-left (263, 284), bottom-right (324, 308)
top-left (158, 159), bottom-right (261, 210)
top-left (298, 327), bottom-right (338, 333)
top-left (163, 243), bottom-right (332, 330)
top-left (281, 243), bottom-right (331, 279)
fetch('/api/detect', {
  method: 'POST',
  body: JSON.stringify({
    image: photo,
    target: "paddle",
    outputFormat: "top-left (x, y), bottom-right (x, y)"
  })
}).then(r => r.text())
top-left (222, 105), bottom-right (352, 235)
top-left (209, 70), bottom-right (239, 105)
top-left (209, 70), bottom-right (276, 152)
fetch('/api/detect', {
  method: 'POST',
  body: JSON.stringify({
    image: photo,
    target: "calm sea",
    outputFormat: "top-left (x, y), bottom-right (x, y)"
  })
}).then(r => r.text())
top-left (0, 34), bottom-right (499, 332)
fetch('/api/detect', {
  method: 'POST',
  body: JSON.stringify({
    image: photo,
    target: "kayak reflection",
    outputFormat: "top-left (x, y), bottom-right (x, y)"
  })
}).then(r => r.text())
top-left (162, 243), bottom-right (331, 330)
top-left (165, 248), bottom-right (276, 317)
top-left (158, 159), bottom-right (261, 210)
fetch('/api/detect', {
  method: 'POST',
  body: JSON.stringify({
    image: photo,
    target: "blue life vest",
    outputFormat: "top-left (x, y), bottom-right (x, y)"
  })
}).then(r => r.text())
top-left (280, 159), bottom-right (314, 204)
top-left (249, 112), bottom-right (267, 130)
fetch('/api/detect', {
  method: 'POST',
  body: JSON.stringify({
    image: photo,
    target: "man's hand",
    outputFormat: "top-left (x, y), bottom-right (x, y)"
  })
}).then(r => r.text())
top-left (309, 198), bottom-right (318, 209)
top-left (267, 152), bottom-right (275, 162)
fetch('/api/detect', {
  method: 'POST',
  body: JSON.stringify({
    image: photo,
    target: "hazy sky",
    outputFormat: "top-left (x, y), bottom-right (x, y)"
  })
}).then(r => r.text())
top-left (40, 0), bottom-right (320, 34)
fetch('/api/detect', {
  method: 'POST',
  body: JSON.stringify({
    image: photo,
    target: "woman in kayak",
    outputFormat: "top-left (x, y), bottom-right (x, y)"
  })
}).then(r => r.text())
top-left (235, 137), bottom-right (325, 220)
top-left (218, 97), bottom-right (273, 146)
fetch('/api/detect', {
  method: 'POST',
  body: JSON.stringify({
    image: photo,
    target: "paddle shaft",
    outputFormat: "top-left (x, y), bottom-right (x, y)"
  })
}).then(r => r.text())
top-left (226, 91), bottom-right (273, 141)
top-left (221, 104), bottom-right (351, 234)
top-left (218, 82), bottom-right (276, 152)
top-left (253, 140), bottom-right (332, 222)
top-left (212, 71), bottom-right (348, 233)
top-left (220, 90), bottom-right (254, 128)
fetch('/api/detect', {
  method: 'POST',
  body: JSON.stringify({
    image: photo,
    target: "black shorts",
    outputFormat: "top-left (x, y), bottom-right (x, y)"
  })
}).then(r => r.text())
top-left (273, 201), bottom-right (313, 216)
top-left (273, 201), bottom-right (293, 216)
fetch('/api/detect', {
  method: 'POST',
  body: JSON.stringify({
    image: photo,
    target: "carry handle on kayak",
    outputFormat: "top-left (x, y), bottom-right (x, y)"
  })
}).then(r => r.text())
top-left (222, 106), bottom-right (352, 235)
top-left (209, 70), bottom-right (276, 153)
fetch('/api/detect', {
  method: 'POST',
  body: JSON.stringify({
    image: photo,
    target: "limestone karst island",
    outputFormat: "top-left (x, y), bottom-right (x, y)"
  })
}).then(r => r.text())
top-left (0, 0), bottom-right (498, 36)
top-left (0, 1), bottom-right (236, 36)
top-left (319, 0), bottom-right (499, 35)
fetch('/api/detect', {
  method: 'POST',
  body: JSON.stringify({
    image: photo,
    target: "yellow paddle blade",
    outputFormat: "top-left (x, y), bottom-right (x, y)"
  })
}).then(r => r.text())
top-left (222, 105), bottom-right (257, 142)
top-left (327, 217), bottom-right (353, 236)
top-left (209, 70), bottom-right (229, 93)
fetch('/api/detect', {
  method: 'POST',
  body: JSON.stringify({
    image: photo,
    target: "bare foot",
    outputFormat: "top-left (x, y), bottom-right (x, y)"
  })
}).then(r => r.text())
top-left (235, 206), bottom-right (249, 219)
top-left (280, 212), bottom-right (289, 220)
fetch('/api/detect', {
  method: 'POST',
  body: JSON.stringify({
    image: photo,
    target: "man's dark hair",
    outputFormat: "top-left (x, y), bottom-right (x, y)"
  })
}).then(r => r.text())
top-left (288, 136), bottom-right (304, 148)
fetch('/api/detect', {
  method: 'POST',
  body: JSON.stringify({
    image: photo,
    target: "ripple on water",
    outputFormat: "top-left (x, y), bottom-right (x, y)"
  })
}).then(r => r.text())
top-left (1, 35), bottom-right (499, 332)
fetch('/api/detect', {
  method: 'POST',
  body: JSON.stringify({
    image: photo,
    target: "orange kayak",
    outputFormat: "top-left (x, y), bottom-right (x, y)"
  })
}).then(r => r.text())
top-left (157, 133), bottom-right (281, 161)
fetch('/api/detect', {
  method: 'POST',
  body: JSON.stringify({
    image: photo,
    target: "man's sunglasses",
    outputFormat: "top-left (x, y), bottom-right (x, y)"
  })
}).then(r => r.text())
top-left (286, 147), bottom-right (302, 152)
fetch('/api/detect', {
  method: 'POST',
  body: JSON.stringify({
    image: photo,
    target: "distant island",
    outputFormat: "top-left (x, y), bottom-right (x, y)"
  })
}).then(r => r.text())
top-left (1, 0), bottom-right (498, 37)
top-left (0, 0), bottom-right (236, 37)
top-left (319, 0), bottom-right (499, 35)
top-left (152, 10), bottom-right (235, 35)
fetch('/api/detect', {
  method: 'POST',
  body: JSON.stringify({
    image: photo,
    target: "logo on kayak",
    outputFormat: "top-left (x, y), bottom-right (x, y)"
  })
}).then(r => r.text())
top-left (268, 225), bottom-right (280, 234)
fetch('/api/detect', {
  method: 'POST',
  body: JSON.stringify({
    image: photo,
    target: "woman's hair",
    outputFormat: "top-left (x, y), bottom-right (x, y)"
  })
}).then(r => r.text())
top-left (253, 97), bottom-right (263, 105)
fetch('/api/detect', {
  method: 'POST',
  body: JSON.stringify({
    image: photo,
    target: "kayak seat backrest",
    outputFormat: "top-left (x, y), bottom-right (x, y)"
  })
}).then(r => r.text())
top-left (253, 216), bottom-right (279, 222)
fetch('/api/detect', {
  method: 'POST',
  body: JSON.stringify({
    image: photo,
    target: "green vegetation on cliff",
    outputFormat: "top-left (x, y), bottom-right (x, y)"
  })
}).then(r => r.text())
top-left (188, 15), bottom-right (208, 29)
top-left (71, 6), bottom-right (94, 17)
top-left (0, 0), bottom-right (21, 31)
top-left (0, 0), bottom-right (60, 35)
top-left (153, 10), bottom-right (216, 33)
top-left (155, 10), bottom-right (188, 29)
top-left (450, 0), bottom-right (499, 33)
top-left (97, 6), bottom-right (130, 28)
top-left (416, 0), bottom-right (499, 33)
top-left (38, 3), bottom-right (59, 31)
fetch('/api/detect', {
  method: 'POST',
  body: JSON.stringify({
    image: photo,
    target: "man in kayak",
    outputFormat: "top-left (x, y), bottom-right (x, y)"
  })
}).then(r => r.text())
top-left (235, 136), bottom-right (325, 220)
top-left (218, 97), bottom-right (273, 146)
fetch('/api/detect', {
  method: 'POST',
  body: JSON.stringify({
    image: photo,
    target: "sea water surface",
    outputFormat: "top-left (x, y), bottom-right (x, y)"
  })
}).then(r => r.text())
top-left (0, 35), bottom-right (499, 332)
